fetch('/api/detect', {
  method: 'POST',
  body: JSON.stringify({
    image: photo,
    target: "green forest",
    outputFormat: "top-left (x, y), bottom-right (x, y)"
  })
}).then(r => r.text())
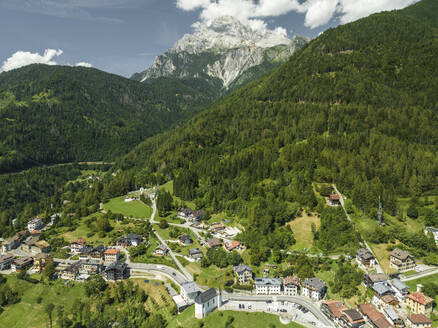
top-left (0, 65), bottom-right (218, 173)
top-left (119, 0), bottom-right (438, 250)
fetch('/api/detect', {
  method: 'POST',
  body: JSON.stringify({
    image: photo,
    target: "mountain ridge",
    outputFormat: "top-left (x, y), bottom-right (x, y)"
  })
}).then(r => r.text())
top-left (133, 16), bottom-right (308, 89)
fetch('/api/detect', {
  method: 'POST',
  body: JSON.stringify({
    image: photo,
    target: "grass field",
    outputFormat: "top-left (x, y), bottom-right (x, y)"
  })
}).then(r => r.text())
top-left (58, 212), bottom-right (141, 245)
top-left (168, 307), bottom-right (305, 328)
top-left (103, 196), bottom-right (152, 218)
top-left (185, 263), bottom-right (234, 289)
top-left (159, 181), bottom-right (196, 210)
top-left (288, 212), bottom-right (320, 251)
top-left (0, 276), bottom-right (85, 328)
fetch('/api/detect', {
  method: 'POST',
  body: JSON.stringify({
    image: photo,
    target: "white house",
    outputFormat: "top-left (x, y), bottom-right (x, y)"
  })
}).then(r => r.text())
top-left (27, 218), bottom-right (42, 232)
top-left (255, 278), bottom-right (282, 295)
top-left (234, 265), bottom-right (252, 285)
top-left (195, 288), bottom-right (221, 319)
top-left (424, 227), bottom-right (438, 245)
top-left (180, 281), bottom-right (200, 304)
top-left (390, 279), bottom-right (409, 300)
top-left (2, 235), bottom-right (20, 253)
top-left (302, 277), bottom-right (326, 300)
top-left (283, 276), bottom-right (301, 296)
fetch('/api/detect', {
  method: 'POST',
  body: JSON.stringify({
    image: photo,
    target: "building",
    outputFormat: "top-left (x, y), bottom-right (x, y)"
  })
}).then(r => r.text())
top-left (206, 238), bottom-right (222, 248)
top-left (60, 262), bottom-right (81, 280)
top-left (358, 304), bottom-right (394, 328)
top-left (406, 314), bottom-right (432, 328)
top-left (0, 253), bottom-right (14, 270)
top-left (375, 295), bottom-right (399, 308)
top-left (372, 283), bottom-right (394, 298)
top-left (104, 249), bottom-right (121, 265)
top-left (21, 236), bottom-right (39, 253)
top-left (2, 235), bottom-right (21, 253)
top-left (33, 240), bottom-right (51, 254)
top-left (180, 281), bottom-right (201, 304)
top-left (383, 306), bottom-right (404, 328)
top-left (80, 259), bottom-right (103, 274)
top-left (115, 234), bottom-right (142, 247)
top-left (255, 278), bottom-right (282, 295)
top-left (283, 276), bottom-right (301, 296)
top-left (11, 256), bottom-right (33, 272)
top-left (154, 244), bottom-right (169, 256)
top-left (178, 208), bottom-right (192, 220)
top-left (210, 222), bottom-right (226, 232)
top-left (424, 227), bottom-right (438, 245)
top-left (34, 253), bottom-right (52, 272)
top-left (321, 301), bottom-right (347, 325)
top-left (330, 194), bottom-right (341, 205)
top-left (357, 248), bottom-right (376, 268)
top-left (224, 241), bottom-right (241, 252)
top-left (189, 248), bottom-right (203, 261)
top-left (233, 265), bottom-right (253, 285)
top-left (389, 249), bottom-right (415, 272)
top-left (340, 309), bottom-right (366, 328)
top-left (390, 279), bottom-right (409, 300)
top-left (302, 277), bottom-right (326, 300)
top-left (179, 235), bottom-right (193, 245)
top-left (365, 274), bottom-right (388, 287)
top-left (89, 245), bottom-right (106, 261)
top-left (27, 218), bottom-right (43, 232)
top-left (102, 262), bottom-right (128, 281)
top-left (405, 291), bottom-right (434, 315)
top-left (70, 239), bottom-right (86, 254)
top-left (194, 288), bottom-right (220, 319)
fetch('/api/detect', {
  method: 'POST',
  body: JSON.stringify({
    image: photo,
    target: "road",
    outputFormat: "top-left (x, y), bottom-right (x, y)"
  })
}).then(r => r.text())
top-left (332, 184), bottom-right (384, 274)
top-left (53, 257), bottom-right (189, 286)
top-left (400, 267), bottom-right (438, 282)
top-left (223, 293), bottom-right (334, 328)
top-left (149, 195), bottom-right (193, 281)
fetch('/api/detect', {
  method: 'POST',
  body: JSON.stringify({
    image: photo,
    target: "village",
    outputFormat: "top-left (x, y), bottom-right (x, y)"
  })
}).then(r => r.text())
top-left (0, 189), bottom-right (437, 328)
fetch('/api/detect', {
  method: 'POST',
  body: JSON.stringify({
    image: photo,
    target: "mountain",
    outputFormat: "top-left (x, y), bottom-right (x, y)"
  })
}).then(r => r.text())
top-left (0, 64), bottom-right (217, 173)
top-left (132, 16), bottom-right (308, 90)
top-left (121, 0), bottom-right (438, 248)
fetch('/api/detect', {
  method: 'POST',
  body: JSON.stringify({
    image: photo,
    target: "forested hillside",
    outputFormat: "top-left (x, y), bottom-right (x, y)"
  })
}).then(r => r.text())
top-left (120, 0), bottom-right (438, 246)
top-left (0, 65), bottom-right (216, 173)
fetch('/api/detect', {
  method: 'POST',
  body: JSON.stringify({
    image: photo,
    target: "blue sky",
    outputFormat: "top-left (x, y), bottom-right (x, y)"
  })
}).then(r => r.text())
top-left (0, 0), bottom-right (418, 77)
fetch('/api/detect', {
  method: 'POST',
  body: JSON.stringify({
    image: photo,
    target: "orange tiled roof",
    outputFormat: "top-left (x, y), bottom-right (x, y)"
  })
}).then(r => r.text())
top-left (407, 292), bottom-right (433, 306)
top-left (324, 300), bottom-right (347, 319)
top-left (104, 249), bottom-right (120, 255)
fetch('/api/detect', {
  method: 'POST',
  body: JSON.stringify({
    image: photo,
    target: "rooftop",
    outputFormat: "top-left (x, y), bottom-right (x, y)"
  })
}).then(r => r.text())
top-left (181, 281), bottom-right (200, 295)
top-left (206, 238), bottom-right (222, 247)
top-left (255, 278), bottom-right (282, 286)
top-left (304, 277), bottom-right (326, 291)
top-left (343, 309), bottom-right (364, 323)
top-left (408, 314), bottom-right (432, 324)
top-left (195, 288), bottom-right (217, 304)
top-left (283, 275), bottom-right (301, 286)
top-left (372, 282), bottom-right (393, 296)
top-left (390, 248), bottom-right (412, 260)
top-left (234, 264), bottom-right (252, 274)
top-left (407, 292), bottom-right (434, 305)
top-left (322, 300), bottom-right (346, 319)
top-left (367, 273), bottom-right (388, 283)
top-left (357, 248), bottom-right (375, 260)
top-left (391, 279), bottom-right (408, 291)
top-left (104, 249), bottom-right (120, 255)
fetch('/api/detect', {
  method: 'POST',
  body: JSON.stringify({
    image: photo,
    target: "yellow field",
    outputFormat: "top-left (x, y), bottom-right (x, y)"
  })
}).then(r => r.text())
top-left (288, 212), bottom-right (321, 251)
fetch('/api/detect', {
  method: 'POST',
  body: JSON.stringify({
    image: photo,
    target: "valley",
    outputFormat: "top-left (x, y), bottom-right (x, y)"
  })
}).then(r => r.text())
top-left (1, 0), bottom-right (438, 327)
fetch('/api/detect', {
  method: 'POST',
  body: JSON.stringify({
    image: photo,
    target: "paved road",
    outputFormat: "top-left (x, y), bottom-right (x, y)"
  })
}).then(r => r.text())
top-left (224, 293), bottom-right (334, 328)
top-left (332, 184), bottom-right (384, 274)
top-left (149, 195), bottom-right (193, 281)
top-left (400, 267), bottom-right (438, 282)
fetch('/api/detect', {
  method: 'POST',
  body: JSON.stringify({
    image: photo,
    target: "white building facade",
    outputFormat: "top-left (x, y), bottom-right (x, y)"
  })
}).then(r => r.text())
top-left (255, 278), bottom-right (282, 295)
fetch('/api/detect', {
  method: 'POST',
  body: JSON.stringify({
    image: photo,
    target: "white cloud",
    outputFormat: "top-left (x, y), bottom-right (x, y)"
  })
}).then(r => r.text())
top-left (176, 0), bottom-right (419, 30)
top-left (1, 49), bottom-right (63, 72)
top-left (75, 62), bottom-right (93, 68)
